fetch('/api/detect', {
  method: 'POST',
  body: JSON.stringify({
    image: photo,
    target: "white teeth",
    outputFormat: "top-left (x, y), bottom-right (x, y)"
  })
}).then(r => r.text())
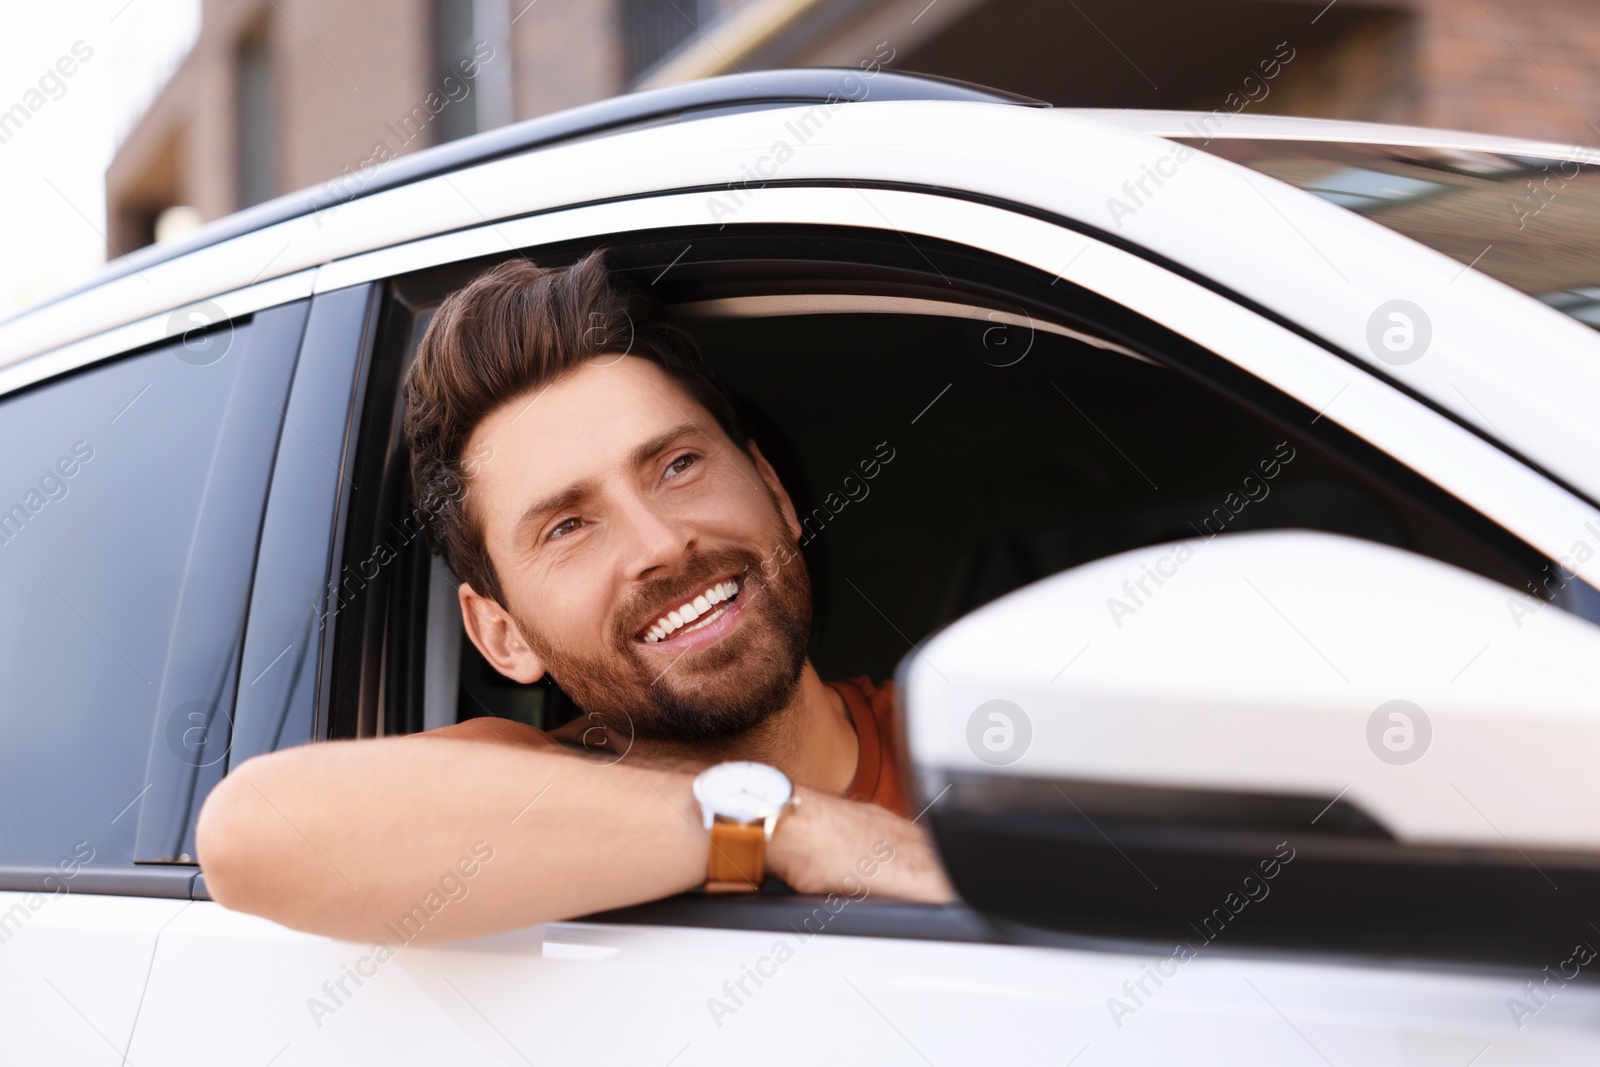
top-left (642, 579), bottom-right (741, 642)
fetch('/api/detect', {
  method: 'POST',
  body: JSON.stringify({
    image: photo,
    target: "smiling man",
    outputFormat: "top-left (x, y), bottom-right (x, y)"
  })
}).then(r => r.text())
top-left (196, 251), bottom-right (953, 943)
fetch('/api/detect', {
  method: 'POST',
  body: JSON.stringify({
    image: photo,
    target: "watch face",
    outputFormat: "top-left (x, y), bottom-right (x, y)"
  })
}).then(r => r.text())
top-left (693, 761), bottom-right (793, 823)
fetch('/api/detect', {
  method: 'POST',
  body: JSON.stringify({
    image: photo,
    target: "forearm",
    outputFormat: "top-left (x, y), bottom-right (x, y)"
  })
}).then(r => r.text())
top-left (196, 736), bottom-right (707, 943)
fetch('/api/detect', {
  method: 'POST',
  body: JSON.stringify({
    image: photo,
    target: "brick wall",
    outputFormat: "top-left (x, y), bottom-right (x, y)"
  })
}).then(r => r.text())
top-left (275, 0), bottom-right (433, 194)
top-left (1413, 0), bottom-right (1600, 145)
top-left (1270, 9), bottom-right (1422, 126)
top-left (106, 0), bottom-right (1600, 259)
top-left (510, 0), bottom-right (625, 119)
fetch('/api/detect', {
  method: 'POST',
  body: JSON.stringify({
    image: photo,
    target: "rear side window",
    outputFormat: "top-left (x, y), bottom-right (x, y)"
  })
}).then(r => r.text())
top-left (1184, 136), bottom-right (1600, 331)
top-left (0, 302), bottom-right (305, 869)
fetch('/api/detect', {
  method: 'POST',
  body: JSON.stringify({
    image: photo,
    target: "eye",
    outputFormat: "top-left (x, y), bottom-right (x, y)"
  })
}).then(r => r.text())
top-left (547, 517), bottom-right (586, 540)
top-left (663, 451), bottom-right (699, 480)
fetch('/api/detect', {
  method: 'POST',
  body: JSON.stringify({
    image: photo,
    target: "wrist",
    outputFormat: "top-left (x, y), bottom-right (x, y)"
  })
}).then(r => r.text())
top-left (767, 788), bottom-right (957, 903)
top-left (765, 785), bottom-right (820, 883)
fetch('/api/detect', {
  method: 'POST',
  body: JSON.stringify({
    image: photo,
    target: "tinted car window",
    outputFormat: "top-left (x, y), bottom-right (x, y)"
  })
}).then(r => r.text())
top-left (0, 302), bottom-right (305, 868)
top-left (1185, 136), bottom-right (1600, 330)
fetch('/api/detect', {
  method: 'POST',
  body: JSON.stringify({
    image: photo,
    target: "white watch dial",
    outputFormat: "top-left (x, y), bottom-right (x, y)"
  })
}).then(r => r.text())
top-left (693, 761), bottom-right (793, 824)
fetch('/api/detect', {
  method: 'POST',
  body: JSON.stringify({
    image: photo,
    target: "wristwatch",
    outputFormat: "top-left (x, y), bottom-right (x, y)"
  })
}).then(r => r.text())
top-left (691, 761), bottom-right (794, 893)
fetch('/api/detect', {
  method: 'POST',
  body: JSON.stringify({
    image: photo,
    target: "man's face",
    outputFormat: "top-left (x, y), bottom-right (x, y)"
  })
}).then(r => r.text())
top-left (461, 355), bottom-right (812, 742)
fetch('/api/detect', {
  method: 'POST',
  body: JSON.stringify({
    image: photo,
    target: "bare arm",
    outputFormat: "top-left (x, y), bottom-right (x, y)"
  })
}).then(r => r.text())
top-left (196, 730), bottom-right (952, 944)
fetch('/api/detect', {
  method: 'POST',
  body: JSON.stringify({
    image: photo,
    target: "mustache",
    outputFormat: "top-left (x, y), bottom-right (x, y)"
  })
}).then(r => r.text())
top-left (615, 546), bottom-right (766, 641)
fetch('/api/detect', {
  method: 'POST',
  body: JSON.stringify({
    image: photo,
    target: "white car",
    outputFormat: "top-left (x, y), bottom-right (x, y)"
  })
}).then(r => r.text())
top-left (3, 68), bottom-right (1599, 1064)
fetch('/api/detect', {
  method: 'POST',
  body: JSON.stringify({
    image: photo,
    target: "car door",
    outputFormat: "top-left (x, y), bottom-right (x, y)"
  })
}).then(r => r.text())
top-left (0, 294), bottom-right (308, 1062)
top-left (126, 159), bottom-right (1600, 1065)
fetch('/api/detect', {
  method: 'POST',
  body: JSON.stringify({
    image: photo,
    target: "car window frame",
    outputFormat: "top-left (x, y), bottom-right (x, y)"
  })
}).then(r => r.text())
top-left (299, 214), bottom-right (1595, 947)
top-left (227, 283), bottom-right (383, 769)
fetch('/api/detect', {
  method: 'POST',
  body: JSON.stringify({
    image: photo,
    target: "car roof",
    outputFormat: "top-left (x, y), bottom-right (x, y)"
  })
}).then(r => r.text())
top-left (10, 81), bottom-right (1582, 341)
top-left (20, 84), bottom-right (1586, 332)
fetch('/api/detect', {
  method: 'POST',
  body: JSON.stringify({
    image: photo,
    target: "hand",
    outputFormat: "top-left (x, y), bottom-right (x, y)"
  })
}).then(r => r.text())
top-left (766, 787), bottom-right (955, 904)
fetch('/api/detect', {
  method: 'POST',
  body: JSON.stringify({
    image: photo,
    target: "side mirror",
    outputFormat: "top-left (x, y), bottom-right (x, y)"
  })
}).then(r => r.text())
top-left (901, 530), bottom-right (1600, 966)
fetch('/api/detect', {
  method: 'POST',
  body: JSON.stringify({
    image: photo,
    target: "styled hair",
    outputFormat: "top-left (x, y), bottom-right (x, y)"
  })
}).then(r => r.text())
top-left (402, 249), bottom-right (749, 605)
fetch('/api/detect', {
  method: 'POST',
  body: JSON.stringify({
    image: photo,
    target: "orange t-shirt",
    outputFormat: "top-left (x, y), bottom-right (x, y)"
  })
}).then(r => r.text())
top-left (432, 676), bottom-right (911, 818)
top-left (826, 676), bottom-right (912, 819)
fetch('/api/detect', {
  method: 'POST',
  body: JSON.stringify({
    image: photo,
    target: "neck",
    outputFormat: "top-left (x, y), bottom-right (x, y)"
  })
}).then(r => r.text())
top-left (630, 661), bottom-right (860, 794)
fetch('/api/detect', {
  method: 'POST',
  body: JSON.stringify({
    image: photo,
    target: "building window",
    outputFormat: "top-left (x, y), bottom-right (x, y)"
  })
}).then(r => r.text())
top-left (434, 0), bottom-right (513, 143)
top-left (623, 0), bottom-right (744, 84)
top-left (234, 27), bottom-right (277, 209)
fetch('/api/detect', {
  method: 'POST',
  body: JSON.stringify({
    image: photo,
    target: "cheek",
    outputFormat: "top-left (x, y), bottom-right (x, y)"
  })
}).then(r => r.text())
top-left (729, 468), bottom-right (794, 538)
top-left (673, 467), bottom-right (784, 540)
top-left (530, 575), bottom-right (614, 644)
top-left (501, 551), bottom-right (611, 648)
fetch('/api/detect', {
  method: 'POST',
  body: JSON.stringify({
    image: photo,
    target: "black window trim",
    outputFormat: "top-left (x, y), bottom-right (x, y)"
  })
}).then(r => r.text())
top-left (229, 282), bottom-right (383, 772)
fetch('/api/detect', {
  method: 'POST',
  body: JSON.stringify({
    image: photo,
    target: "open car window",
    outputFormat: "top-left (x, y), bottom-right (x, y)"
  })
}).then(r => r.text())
top-left (315, 228), bottom-right (1577, 939)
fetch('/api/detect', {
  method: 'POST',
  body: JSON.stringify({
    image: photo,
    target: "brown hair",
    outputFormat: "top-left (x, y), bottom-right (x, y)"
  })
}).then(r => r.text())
top-left (402, 249), bottom-right (749, 605)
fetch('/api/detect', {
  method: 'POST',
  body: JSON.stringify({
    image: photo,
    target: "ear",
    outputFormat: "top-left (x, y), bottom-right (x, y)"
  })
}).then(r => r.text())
top-left (746, 439), bottom-right (803, 543)
top-left (458, 582), bottom-right (546, 684)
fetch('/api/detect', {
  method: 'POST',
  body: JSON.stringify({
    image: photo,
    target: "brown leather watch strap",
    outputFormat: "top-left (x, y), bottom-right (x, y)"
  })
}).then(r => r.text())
top-left (704, 820), bottom-right (767, 893)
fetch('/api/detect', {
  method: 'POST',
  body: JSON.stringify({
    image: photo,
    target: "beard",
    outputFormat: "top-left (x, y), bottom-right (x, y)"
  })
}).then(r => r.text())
top-left (511, 500), bottom-right (813, 744)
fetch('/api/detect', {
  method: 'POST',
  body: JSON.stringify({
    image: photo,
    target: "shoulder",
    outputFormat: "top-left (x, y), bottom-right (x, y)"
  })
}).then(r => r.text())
top-left (419, 717), bottom-right (561, 749)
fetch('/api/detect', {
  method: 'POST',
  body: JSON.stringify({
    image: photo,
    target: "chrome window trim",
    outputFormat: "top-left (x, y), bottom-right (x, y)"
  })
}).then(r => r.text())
top-left (0, 268), bottom-right (318, 400)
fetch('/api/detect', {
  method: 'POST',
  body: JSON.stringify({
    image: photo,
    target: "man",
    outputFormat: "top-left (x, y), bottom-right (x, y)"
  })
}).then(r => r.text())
top-left (197, 250), bottom-right (954, 944)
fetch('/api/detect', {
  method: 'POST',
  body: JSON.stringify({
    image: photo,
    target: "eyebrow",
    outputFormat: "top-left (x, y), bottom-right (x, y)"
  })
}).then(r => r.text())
top-left (512, 420), bottom-right (707, 543)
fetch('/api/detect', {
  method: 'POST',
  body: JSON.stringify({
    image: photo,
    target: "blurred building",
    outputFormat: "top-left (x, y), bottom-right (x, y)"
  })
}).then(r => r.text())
top-left (106, 0), bottom-right (1600, 257)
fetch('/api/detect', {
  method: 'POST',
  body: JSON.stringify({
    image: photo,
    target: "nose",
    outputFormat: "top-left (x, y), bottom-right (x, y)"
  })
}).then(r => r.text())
top-left (614, 489), bottom-right (695, 581)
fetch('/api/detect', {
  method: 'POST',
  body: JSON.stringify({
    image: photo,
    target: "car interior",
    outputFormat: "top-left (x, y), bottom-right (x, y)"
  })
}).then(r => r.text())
top-left (327, 228), bottom-right (1555, 750)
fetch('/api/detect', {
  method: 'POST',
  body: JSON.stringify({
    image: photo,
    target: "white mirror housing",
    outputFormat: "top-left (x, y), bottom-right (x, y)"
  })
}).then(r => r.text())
top-left (902, 530), bottom-right (1600, 964)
